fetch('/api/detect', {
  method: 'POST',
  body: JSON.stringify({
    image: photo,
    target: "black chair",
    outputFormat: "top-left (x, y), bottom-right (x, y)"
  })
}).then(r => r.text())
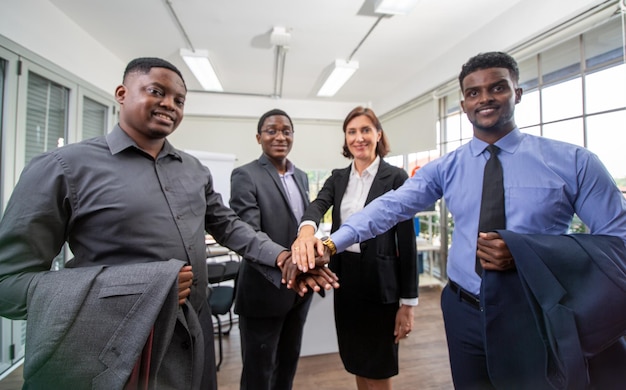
top-left (206, 260), bottom-right (239, 371)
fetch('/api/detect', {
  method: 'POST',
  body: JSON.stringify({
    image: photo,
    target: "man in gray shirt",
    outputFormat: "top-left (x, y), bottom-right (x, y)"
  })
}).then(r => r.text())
top-left (0, 57), bottom-right (299, 389)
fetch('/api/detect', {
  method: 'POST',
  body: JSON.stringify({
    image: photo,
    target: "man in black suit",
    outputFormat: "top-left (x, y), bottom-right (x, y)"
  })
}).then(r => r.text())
top-left (230, 109), bottom-right (334, 389)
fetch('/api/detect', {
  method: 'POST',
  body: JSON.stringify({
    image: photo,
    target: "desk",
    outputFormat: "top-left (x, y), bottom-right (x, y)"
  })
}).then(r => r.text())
top-left (206, 244), bottom-right (231, 258)
top-left (205, 239), bottom-right (240, 283)
top-left (207, 259), bottom-right (240, 284)
top-left (206, 242), bottom-right (240, 284)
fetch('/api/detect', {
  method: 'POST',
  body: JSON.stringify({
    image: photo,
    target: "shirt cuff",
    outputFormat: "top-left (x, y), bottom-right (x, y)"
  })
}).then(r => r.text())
top-left (330, 227), bottom-right (358, 254)
top-left (400, 297), bottom-right (418, 306)
top-left (298, 220), bottom-right (317, 233)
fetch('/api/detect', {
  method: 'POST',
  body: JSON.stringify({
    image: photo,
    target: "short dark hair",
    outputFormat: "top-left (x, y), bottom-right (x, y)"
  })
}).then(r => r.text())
top-left (458, 51), bottom-right (519, 89)
top-left (342, 106), bottom-right (390, 159)
top-left (257, 108), bottom-right (294, 134)
top-left (123, 57), bottom-right (186, 89)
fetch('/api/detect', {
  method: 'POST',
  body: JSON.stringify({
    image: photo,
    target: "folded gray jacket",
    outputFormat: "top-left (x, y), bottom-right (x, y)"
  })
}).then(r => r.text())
top-left (23, 258), bottom-right (203, 390)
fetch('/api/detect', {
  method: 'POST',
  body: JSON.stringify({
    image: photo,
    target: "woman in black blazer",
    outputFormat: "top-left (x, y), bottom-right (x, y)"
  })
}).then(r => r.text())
top-left (293, 106), bottom-right (418, 389)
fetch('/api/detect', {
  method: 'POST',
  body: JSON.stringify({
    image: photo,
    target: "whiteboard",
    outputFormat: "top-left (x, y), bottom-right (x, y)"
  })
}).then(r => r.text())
top-left (185, 150), bottom-right (236, 204)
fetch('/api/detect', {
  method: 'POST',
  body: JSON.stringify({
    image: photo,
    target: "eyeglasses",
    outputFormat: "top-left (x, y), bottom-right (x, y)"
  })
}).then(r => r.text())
top-left (261, 128), bottom-right (293, 137)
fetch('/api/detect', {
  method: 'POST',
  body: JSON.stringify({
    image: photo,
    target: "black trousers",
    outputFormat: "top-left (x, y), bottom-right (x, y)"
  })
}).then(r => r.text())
top-left (238, 292), bottom-right (312, 390)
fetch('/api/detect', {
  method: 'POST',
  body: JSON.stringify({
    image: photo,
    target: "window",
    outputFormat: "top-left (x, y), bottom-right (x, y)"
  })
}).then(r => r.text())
top-left (384, 155), bottom-right (404, 168)
top-left (24, 71), bottom-right (70, 270)
top-left (541, 77), bottom-right (583, 123)
top-left (82, 96), bottom-right (108, 139)
top-left (0, 41), bottom-right (117, 380)
top-left (585, 64), bottom-right (626, 114)
top-left (0, 59), bottom-right (4, 192)
top-left (306, 169), bottom-right (331, 203)
top-left (25, 72), bottom-right (69, 164)
top-left (542, 118), bottom-right (585, 147)
top-left (435, 13), bottom-right (626, 238)
top-left (587, 110), bottom-right (626, 186)
top-left (440, 92), bottom-right (473, 155)
top-left (305, 169), bottom-right (332, 225)
top-left (408, 148), bottom-right (440, 176)
top-left (515, 89), bottom-right (540, 129)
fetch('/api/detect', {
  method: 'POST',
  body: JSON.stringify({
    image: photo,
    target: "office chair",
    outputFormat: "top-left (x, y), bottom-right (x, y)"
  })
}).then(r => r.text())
top-left (206, 260), bottom-right (239, 371)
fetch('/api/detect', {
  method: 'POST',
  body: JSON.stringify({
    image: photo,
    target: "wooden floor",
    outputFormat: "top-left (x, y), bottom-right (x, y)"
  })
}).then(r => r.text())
top-left (0, 284), bottom-right (452, 390)
top-left (216, 284), bottom-right (452, 389)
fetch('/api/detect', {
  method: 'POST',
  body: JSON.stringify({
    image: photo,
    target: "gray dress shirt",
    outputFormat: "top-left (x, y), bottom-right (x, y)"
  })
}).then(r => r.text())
top-left (0, 124), bottom-right (285, 319)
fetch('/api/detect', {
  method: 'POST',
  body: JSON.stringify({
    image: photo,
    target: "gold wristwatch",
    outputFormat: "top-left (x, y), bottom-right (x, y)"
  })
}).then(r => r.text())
top-left (320, 236), bottom-right (337, 255)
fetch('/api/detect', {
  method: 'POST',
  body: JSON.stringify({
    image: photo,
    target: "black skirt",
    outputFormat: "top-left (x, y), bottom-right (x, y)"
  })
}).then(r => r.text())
top-left (333, 251), bottom-right (399, 379)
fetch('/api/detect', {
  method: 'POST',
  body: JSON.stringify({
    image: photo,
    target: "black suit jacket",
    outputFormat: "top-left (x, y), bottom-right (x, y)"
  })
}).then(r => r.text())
top-left (302, 160), bottom-right (418, 304)
top-left (230, 154), bottom-right (311, 317)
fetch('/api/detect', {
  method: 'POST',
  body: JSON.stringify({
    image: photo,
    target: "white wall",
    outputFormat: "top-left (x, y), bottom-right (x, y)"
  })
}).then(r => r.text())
top-left (169, 115), bottom-right (347, 171)
top-left (0, 0), bottom-right (123, 95)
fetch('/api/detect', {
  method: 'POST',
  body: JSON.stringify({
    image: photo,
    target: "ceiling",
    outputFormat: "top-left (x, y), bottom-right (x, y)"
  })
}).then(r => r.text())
top-left (47, 0), bottom-right (608, 114)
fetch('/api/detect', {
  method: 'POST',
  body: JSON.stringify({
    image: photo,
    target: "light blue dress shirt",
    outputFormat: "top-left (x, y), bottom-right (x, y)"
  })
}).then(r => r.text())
top-left (332, 128), bottom-right (626, 295)
top-left (279, 160), bottom-right (305, 223)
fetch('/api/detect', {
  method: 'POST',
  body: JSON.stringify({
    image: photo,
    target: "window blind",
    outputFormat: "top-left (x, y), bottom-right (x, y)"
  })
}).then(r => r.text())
top-left (82, 96), bottom-right (107, 140)
top-left (25, 71), bottom-right (69, 164)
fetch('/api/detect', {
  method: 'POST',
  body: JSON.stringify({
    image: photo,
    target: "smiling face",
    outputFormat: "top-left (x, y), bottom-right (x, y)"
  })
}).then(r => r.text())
top-left (344, 114), bottom-right (381, 164)
top-left (460, 67), bottom-right (522, 143)
top-left (115, 67), bottom-right (187, 146)
top-left (257, 114), bottom-right (293, 163)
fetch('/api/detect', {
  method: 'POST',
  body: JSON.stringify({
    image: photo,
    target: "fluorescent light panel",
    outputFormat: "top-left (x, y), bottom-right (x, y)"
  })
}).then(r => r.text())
top-left (374, 0), bottom-right (420, 15)
top-left (180, 49), bottom-right (223, 92)
top-left (317, 59), bottom-right (359, 97)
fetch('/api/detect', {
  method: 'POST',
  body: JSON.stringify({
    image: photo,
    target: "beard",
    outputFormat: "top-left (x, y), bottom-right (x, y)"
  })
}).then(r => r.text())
top-left (470, 109), bottom-right (516, 133)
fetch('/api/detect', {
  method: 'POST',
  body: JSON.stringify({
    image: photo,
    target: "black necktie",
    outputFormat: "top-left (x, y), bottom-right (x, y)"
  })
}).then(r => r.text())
top-left (476, 144), bottom-right (505, 276)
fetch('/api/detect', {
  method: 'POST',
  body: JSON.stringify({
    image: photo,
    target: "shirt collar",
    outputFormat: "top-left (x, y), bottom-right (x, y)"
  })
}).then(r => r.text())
top-left (106, 124), bottom-right (182, 161)
top-left (469, 127), bottom-right (523, 157)
top-left (278, 159), bottom-right (295, 177)
top-left (351, 155), bottom-right (381, 178)
top-left (284, 159), bottom-right (295, 176)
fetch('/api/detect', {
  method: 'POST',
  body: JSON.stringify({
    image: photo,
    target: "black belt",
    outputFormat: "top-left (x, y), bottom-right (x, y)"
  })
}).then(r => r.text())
top-left (448, 280), bottom-right (481, 310)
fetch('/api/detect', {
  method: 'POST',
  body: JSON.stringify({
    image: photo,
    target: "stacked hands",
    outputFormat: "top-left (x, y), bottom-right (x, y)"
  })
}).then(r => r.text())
top-left (176, 235), bottom-right (340, 306)
top-left (279, 233), bottom-right (412, 342)
top-left (182, 234), bottom-right (414, 341)
top-left (277, 235), bottom-right (340, 297)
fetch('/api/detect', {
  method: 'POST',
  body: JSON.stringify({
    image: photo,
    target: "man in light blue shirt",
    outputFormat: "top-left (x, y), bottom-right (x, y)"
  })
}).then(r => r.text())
top-left (290, 52), bottom-right (626, 389)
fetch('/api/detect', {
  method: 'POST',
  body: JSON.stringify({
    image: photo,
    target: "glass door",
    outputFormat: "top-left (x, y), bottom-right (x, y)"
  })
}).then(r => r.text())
top-left (0, 48), bottom-right (27, 378)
